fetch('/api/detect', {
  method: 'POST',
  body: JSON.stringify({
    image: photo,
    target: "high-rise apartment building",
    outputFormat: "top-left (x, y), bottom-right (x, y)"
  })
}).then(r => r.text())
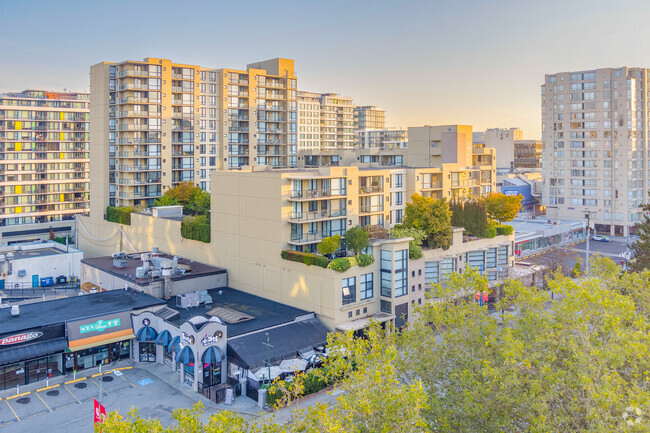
top-left (90, 57), bottom-right (297, 211)
top-left (354, 105), bottom-right (385, 130)
top-left (297, 92), bottom-right (355, 151)
top-left (355, 129), bottom-right (407, 149)
top-left (542, 67), bottom-right (649, 236)
top-left (0, 90), bottom-right (89, 242)
top-left (476, 128), bottom-right (542, 172)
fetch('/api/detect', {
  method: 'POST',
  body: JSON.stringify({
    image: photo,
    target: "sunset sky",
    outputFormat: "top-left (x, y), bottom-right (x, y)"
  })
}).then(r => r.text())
top-left (3, 0), bottom-right (650, 138)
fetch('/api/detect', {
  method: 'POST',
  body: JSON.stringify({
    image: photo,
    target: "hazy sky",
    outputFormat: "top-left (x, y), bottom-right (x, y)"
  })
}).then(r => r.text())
top-left (3, 0), bottom-right (650, 138)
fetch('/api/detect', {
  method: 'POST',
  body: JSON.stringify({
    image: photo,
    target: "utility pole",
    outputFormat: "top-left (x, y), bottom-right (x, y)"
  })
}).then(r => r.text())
top-left (585, 212), bottom-right (592, 276)
top-left (262, 332), bottom-right (272, 389)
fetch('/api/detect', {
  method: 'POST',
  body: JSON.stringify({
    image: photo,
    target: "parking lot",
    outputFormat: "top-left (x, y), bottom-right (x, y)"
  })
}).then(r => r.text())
top-left (0, 364), bottom-right (218, 433)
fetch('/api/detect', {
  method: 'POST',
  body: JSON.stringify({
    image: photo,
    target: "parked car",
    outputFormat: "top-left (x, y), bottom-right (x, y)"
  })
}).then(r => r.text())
top-left (592, 235), bottom-right (610, 242)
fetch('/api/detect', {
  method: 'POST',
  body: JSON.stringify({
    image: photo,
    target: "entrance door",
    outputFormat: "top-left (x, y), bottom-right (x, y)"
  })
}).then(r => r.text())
top-left (26, 359), bottom-right (46, 384)
top-left (32, 274), bottom-right (39, 288)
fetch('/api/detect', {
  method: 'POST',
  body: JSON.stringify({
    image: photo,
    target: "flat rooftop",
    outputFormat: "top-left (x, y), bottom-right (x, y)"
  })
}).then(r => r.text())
top-left (0, 290), bottom-right (165, 334)
top-left (165, 287), bottom-right (311, 337)
top-left (11, 247), bottom-right (66, 260)
top-left (509, 217), bottom-right (584, 243)
top-left (81, 252), bottom-right (227, 286)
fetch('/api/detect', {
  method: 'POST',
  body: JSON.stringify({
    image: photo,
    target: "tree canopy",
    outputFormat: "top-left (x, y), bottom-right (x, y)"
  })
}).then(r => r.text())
top-left (97, 257), bottom-right (650, 433)
top-left (482, 192), bottom-right (522, 225)
top-left (154, 181), bottom-right (210, 216)
top-left (400, 194), bottom-right (452, 249)
top-left (389, 226), bottom-right (426, 259)
top-left (317, 235), bottom-right (342, 257)
top-left (344, 226), bottom-right (369, 255)
top-left (631, 200), bottom-right (650, 272)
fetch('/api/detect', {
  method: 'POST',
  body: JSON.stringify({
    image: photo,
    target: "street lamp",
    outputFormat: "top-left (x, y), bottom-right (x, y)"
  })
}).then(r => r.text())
top-left (261, 332), bottom-right (272, 389)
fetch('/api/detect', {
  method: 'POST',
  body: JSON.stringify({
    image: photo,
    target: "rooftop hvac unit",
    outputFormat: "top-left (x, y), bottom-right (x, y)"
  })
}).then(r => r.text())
top-left (112, 252), bottom-right (127, 259)
top-left (11, 305), bottom-right (19, 316)
top-left (176, 293), bottom-right (200, 309)
top-left (135, 266), bottom-right (148, 279)
top-left (113, 259), bottom-right (129, 269)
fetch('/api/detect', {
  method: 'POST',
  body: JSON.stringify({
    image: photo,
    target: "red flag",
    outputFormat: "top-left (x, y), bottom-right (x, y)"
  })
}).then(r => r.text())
top-left (93, 399), bottom-right (106, 424)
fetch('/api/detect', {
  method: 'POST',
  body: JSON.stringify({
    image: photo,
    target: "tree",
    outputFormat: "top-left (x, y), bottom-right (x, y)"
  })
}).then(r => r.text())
top-left (48, 228), bottom-right (55, 240)
top-left (450, 200), bottom-right (490, 238)
top-left (482, 192), bottom-right (523, 225)
top-left (317, 235), bottom-right (341, 257)
top-left (345, 226), bottom-right (369, 255)
top-left (631, 200), bottom-right (650, 272)
top-left (390, 226), bottom-right (426, 259)
top-left (153, 195), bottom-right (179, 207)
top-left (401, 194), bottom-right (452, 249)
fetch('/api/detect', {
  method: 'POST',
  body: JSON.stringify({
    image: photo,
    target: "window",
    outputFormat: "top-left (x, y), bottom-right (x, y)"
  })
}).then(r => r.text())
top-left (380, 300), bottom-right (392, 313)
top-left (342, 277), bottom-right (356, 305)
top-left (440, 258), bottom-right (455, 281)
top-left (393, 174), bottom-right (403, 188)
top-left (394, 249), bottom-right (408, 297)
top-left (394, 191), bottom-right (403, 205)
top-left (467, 251), bottom-right (485, 270)
top-left (360, 273), bottom-right (373, 300)
top-left (425, 262), bottom-right (439, 284)
top-left (381, 250), bottom-right (392, 297)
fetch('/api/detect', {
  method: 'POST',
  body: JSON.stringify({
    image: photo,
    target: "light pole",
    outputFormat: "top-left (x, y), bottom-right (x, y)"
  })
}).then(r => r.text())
top-left (585, 212), bottom-right (592, 276)
top-left (98, 369), bottom-right (110, 403)
top-left (261, 332), bottom-right (273, 389)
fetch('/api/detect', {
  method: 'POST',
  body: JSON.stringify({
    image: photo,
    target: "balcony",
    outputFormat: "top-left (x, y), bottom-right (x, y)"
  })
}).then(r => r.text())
top-left (172, 73), bottom-right (194, 80)
top-left (118, 83), bottom-right (158, 91)
top-left (229, 127), bottom-right (249, 133)
top-left (118, 178), bottom-right (161, 185)
top-left (118, 124), bottom-right (153, 131)
top-left (289, 209), bottom-right (346, 222)
top-left (118, 69), bottom-right (161, 78)
top-left (258, 105), bottom-right (284, 111)
top-left (117, 165), bottom-right (161, 172)
top-left (289, 232), bottom-right (324, 244)
top-left (421, 182), bottom-right (443, 189)
top-left (451, 179), bottom-right (479, 188)
top-left (359, 204), bottom-right (384, 214)
top-left (117, 97), bottom-right (161, 104)
top-left (118, 138), bottom-right (161, 145)
top-left (172, 151), bottom-right (194, 156)
top-left (117, 111), bottom-right (159, 118)
top-left (172, 86), bottom-right (194, 93)
top-left (359, 185), bottom-right (383, 194)
top-left (229, 115), bottom-right (249, 121)
top-left (289, 189), bottom-right (345, 200)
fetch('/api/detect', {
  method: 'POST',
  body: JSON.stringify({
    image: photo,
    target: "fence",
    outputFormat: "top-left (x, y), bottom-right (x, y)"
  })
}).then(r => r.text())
top-left (198, 378), bottom-right (242, 404)
top-left (0, 282), bottom-right (81, 298)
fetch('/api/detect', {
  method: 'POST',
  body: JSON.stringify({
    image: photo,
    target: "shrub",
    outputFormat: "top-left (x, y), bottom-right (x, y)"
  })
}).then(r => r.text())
top-left (571, 262), bottom-right (581, 278)
top-left (345, 226), bottom-right (369, 255)
top-left (496, 225), bottom-right (514, 236)
top-left (302, 370), bottom-right (327, 395)
top-left (317, 235), bottom-right (342, 257)
top-left (485, 224), bottom-right (497, 238)
top-left (409, 244), bottom-right (423, 260)
top-left (106, 206), bottom-right (132, 225)
top-left (181, 215), bottom-right (211, 243)
top-left (281, 250), bottom-right (329, 268)
top-left (328, 257), bottom-right (352, 272)
top-left (356, 253), bottom-right (375, 267)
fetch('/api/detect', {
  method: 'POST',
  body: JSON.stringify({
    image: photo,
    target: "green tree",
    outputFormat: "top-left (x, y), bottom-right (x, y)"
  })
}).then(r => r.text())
top-left (153, 195), bottom-right (179, 207)
top-left (401, 194), bottom-right (452, 249)
top-left (482, 192), bottom-right (523, 225)
top-left (390, 226), bottom-right (426, 259)
top-left (631, 201), bottom-right (650, 272)
top-left (317, 235), bottom-right (341, 257)
top-left (345, 226), bottom-right (369, 255)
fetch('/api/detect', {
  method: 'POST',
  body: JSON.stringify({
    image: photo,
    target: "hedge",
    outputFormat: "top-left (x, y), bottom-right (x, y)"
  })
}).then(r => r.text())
top-left (281, 250), bottom-right (329, 268)
top-left (328, 257), bottom-right (352, 272)
top-left (409, 244), bottom-right (423, 260)
top-left (485, 224), bottom-right (497, 238)
top-left (356, 253), bottom-right (375, 267)
top-left (106, 206), bottom-right (132, 225)
top-left (267, 369), bottom-right (329, 408)
top-left (496, 225), bottom-right (514, 235)
top-left (181, 215), bottom-right (211, 243)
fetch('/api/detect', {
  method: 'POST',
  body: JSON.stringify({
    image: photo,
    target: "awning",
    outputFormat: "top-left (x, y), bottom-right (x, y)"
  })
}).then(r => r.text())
top-left (0, 338), bottom-right (68, 366)
top-left (68, 329), bottom-right (135, 352)
top-left (227, 317), bottom-right (330, 371)
top-left (168, 336), bottom-right (181, 352)
top-left (335, 312), bottom-right (395, 332)
top-left (156, 330), bottom-right (172, 346)
top-left (201, 346), bottom-right (224, 364)
top-left (279, 358), bottom-right (309, 372)
top-left (175, 346), bottom-right (194, 364)
top-left (253, 366), bottom-right (283, 381)
top-left (136, 326), bottom-right (158, 342)
top-left (521, 198), bottom-right (539, 206)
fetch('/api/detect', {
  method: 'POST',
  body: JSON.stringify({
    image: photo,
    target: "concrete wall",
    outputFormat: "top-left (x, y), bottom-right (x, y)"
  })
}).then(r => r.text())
top-left (1, 243), bottom-right (83, 288)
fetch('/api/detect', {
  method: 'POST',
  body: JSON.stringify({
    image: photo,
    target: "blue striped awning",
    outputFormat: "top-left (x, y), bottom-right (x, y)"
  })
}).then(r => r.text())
top-left (175, 346), bottom-right (194, 364)
top-left (167, 336), bottom-right (181, 352)
top-left (136, 326), bottom-right (158, 342)
top-left (155, 330), bottom-right (172, 346)
top-left (201, 346), bottom-right (224, 364)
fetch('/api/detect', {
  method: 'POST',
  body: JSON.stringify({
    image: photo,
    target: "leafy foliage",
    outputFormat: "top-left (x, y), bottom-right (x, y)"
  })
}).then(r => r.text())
top-left (482, 192), bottom-right (523, 224)
top-left (317, 235), bottom-right (341, 257)
top-left (158, 181), bottom-right (210, 216)
top-left (53, 235), bottom-right (73, 245)
top-left (401, 194), bottom-right (452, 249)
top-left (495, 224), bottom-right (514, 235)
top-left (390, 226), bottom-right (426, 259)
top-left (106, 206), bottom-right (132, 225)
top-left (355, 253), bottom-right (375, 267)
top-left (153, 195), bottom-right (179, 207)
top-left (180, 215), bottom-right (210, 243)
top-left (281, 250), bottom-right (329, 268)
top-left (450, 200), bottom-right (490, 237)
top-left (345, 226), bottom-right (369, 255)
top-left (328, 257), bottom-right (352, 272)
top-left (631, 200), bottom-right (650, 272)
top-left (366, 224), bottom-right (388, 240)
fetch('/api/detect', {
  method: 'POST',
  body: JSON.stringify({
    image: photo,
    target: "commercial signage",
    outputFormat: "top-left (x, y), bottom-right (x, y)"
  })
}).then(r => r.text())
top-left (181, 332), bottom-right (195, 346)
top-left (93, 399), bottom-right (106, 424)
top-left (201, 330), bottom-right (223, 346)
top-left (80, 319), bottom-right (121, 334)
top-left (0, 331), bottom-right (43, 346)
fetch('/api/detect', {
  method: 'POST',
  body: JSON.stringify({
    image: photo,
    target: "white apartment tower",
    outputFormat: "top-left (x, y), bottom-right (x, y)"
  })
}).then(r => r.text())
top-left (542, 67), bottom-right (649, 236)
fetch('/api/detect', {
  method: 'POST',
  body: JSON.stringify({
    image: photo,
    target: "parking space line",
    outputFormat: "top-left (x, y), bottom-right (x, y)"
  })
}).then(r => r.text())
top-left (89, 377), bottom-right (110, 395)
top-left (118, 374), bottom-right (136, 387)
top-left (63, 384), bottom-right (81, 404)
top-left (35, 391), bottom-right (52, 412)
top-left (7, 391), bottom-right (31, 400)
top-left (4, 399), bottom-right (20, 422)
top-left (64, 377), bottom-right (87, 385)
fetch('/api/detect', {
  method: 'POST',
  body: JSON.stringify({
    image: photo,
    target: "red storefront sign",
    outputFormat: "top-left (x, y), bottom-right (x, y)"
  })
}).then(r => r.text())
top-left (0, 331), bottom-right (43, 346)
top-left (93, 399), bottom-right (106, 424)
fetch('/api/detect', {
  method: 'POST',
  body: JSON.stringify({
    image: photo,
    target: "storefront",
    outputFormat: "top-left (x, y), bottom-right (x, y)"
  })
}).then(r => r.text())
top-left (66, 311), bottom-right (136, 372)
top-left (0, 324), bottom-right (68, 390)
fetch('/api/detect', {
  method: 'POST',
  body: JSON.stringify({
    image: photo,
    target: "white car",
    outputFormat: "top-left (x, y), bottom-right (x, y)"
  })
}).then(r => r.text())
top-left (592, 235), bottom-right (610, 242)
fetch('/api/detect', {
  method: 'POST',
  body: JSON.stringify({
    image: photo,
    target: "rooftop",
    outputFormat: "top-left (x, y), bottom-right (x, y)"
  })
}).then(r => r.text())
top-left (0, 290), bottom-right (165, 334)
top-left (165, 287), bottom-right (312, 337)
top-left (81, 252), bottom-right (227, 286)
top-left (509, 217), bottom-right (584, 243)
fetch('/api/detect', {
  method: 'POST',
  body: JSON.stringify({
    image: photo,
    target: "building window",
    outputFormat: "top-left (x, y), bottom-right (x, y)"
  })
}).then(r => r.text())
top-left (363, 307), bottom-right (367, 314)
top-left (360, 273), bottom-right (373, 300)
top-left (425, 262), bottom-right (439, 284)
top-left (348, 311), bottom-right (352, 318)
top-left (381, 250), bottom-right (392, 297)
top-left (380, 299), bottom-right (392, 314)
top-left (440, 258), bottom-right (455, 281)
top-left (394, 249), bottom-right (408, 297)
top-left (342, 277), bottom-right (356, 305)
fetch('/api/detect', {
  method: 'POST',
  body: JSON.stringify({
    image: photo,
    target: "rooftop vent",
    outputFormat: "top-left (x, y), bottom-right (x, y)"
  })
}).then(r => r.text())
top-left (206, 306), bottom-right (254, 324)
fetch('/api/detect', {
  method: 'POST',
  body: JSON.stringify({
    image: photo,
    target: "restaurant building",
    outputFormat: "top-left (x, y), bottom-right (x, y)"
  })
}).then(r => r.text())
top-left (0, 290), bottom-right (163, 390)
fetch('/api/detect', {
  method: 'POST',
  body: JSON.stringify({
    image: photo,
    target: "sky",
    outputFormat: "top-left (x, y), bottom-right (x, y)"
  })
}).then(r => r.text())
top-left (2, 0), bottom-right (650, 138)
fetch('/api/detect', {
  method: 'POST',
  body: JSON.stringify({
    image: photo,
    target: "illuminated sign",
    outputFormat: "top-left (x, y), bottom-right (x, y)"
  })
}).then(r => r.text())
top-left (80, 319), bottom-right (121, 334)
top-left (181, 332), bottom-right (195, 346)
top-left (0, 331), bottom-right (43, 346)
top-left (201, 331), bottom-right (223, 346)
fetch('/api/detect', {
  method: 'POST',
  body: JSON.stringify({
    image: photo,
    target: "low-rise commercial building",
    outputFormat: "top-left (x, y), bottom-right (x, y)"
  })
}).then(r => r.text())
top-left (509, 217), bottom-right (586, 257)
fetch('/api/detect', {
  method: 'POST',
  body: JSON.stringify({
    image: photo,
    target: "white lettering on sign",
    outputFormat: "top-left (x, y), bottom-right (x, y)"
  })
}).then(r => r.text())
top-left (0, 331), bottom-right (43, 346)
top-left (181, 332), bottom-right (195, 346)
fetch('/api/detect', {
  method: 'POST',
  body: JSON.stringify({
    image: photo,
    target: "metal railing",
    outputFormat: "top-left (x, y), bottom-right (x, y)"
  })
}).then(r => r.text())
top-left (290, 209), bottom-right (346, 221)
top-left (359, 185), bottom-right (383, 194)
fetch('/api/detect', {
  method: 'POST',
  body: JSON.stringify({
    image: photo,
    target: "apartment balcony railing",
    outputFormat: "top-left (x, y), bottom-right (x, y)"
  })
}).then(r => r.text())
top-left (289, 189), bottom-right (345, 200)
top-left (172, 112), bottom-right (194, 119)
top-left (258, 105), bottom-right (284, 111)
top-left (228, 150), bottom-right (249, 156)
top-left (117, 165), bottom-right (161, 172)
top-left (229, 115), bottom-right (249, 121)
top-left (118, 138), bottom-right (161, 144)
top-left (119, 83), bottom-right (159, 91)
top-left (289, 209), bottom-right (346, 222)
top-left (228, 140), bottom-right (249, 144)
top-left (257, 140), bottom-right (286, 145)
top-left (172, 86), bottom-right (194, 93)
top-left (421, 182), bottom-right (443, 189)
top-left (359, 185), bottom-right (383, 194)
top-left (118, 192), bottom-right (160, 199)
top-left (172, 99), bottom-right (193, 105)
top-left (359, 205), bottom-right (384, 213)
top-left (117, 111), bottom-right (159, 118)
top-left (257, 150), bottom-right (285, 156)
top-left (118, 124), bottom-right (155, 131)
top-left (289, 232), bottom-right (324, 244)
top-left (228, 92), bottom-right (249, 97)
top-left (451, 179), bottom-right (479, 187)
top-left (171, 73), bottom-right (194, 80)
top-left (228, 104), bottom-right (249, 109)
top-left (118, 178), bottom-right (161, 185)
top-left (229, 127), bottom-right (249, 132)
top-left (172, 151), bottom-right (194, 156)
top-left (117, 97), bottom-right (161, 104)
top-left (229, 79), bottom-right (249, 85)
top-left (118, 69), bottom-right (161, 78)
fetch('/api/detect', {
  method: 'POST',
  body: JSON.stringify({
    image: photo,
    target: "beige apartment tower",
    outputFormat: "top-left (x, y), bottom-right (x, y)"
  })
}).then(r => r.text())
top-left (542, 67), bottom-right (650, 236)
top-left (0, 90), bottom-right (89, 242)
top-left (90, 57), bottom-right (297, 213)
